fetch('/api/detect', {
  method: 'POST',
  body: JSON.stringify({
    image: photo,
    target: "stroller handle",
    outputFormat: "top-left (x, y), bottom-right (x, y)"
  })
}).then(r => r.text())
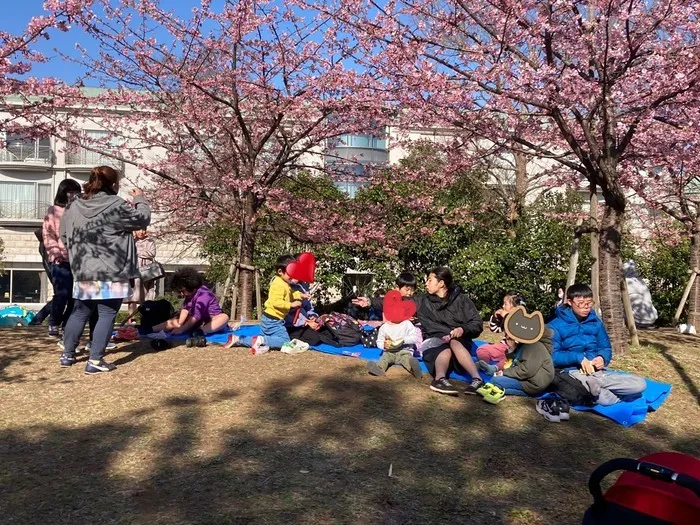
top-left (589, 457), bottom-right (700, 505)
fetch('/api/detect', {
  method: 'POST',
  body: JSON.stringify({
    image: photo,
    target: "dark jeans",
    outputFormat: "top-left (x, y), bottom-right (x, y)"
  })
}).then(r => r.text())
top-left (62, 299), bottom-right (123, 361)
top-left (49, 263), bottom-right (73, 327)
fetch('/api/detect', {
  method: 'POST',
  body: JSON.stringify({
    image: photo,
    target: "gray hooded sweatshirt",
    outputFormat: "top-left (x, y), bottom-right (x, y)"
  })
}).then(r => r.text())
top-left (60, 190), bottom-right (151, 282)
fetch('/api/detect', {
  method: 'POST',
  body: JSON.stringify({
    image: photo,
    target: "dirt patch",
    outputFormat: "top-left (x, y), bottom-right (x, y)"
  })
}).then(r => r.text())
top-left (1, 326), bottom-right (698, 524)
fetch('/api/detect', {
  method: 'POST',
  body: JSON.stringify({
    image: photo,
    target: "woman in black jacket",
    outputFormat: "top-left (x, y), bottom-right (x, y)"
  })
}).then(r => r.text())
top-left (414, 267), bottom-right (484, 396)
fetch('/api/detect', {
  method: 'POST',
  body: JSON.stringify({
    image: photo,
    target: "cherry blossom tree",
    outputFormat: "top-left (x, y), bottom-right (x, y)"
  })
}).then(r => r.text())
top-left (321, 0), bottom-right (700, 353)
top-left (632, 128), bottom-right (700, 326)
top-left (41, 0), bottom-right (387, 316)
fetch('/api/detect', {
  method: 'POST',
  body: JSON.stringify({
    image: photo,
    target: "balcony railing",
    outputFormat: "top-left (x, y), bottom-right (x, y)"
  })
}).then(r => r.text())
top-left (65, 149), bottom-right (124, 170)
top-left (0, 200), bottom-right (52, 220)
top-left (0, 145), bottom-right (53, 164)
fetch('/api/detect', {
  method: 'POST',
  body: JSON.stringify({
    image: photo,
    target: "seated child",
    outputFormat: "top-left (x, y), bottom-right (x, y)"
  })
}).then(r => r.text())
top-left (476, 307), bottom-right (555, 404)
top-left (350, 272), bottom-right (417, 318)
top-left (152, 267), bottom-right (229, 335)
top-left (476, 291), bottom-right (525, 375)
top-left (366, 290), bottom-right (422, 378)
top-left (226, 254), bottom-right (304, 351)
top-left (547, 283), bottom-right (612, 371)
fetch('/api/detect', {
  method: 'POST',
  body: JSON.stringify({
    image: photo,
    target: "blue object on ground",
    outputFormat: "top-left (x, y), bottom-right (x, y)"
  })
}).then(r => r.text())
top-left (201, 325), bottom-right (672, 427)
top-left (0, 305), bottom-right (35, 327)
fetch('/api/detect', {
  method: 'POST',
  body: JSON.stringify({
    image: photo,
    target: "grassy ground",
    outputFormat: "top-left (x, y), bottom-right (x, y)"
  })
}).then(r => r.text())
top-left (0, 326), bottom-right (698, 525)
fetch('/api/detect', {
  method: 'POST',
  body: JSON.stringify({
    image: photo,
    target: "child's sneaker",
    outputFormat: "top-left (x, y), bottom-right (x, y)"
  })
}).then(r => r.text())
top-left (251, 335), bottom-right (265, 350)
top-left (59, 353), bottom-right (75, 367)
top-left (476, 383), bottom-right (506, 404)
top-left (554, 398), bottom-right (571, 421)
top-left (185, 336), bottom-right (207, 347)
top-left (48, 325), bottom-right (60, 337)
top-left (84, 359), bottom-right (117, 375)
top-left (223, 334), bottom-right (240, 349)
top-left (367, 362), bottom-right (386, 376)
top-left (430, 377), bottom-right (460, 395)
top-left (536, 398), bottom-right (561, 422)
top-left (250, 345), bottom-right (269, 355)
top-left (464, 377), bottom-right (485, 395)
top-left (408, 357), bottom-right (423, 379)
top-left (477, 360), bottom-right (498, 376)
top-left (281, 339), bottom-right (309, 354)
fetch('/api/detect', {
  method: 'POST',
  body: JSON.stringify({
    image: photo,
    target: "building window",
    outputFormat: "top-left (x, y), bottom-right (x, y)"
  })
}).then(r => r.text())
top-left (327, 133), bottom-right (388, 198)
top-left (0, 182), bottom-right (52, 219)
top-left (11, 271), bottom-right (42, 303)
top-left (0, 270), bottom-right (43, 303)
top-left (0, 273), bottom-right (9, 302)
top-left (338, 134), bottom-right (387, 150)
top-left (66, 130), bottom-right (124, 169)
top-left (0, 133), bottom-right (52, 163)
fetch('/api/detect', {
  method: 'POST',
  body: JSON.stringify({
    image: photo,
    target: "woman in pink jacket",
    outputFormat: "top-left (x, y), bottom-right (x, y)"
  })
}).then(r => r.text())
top-left (42, 179), bottom-right (82, 337)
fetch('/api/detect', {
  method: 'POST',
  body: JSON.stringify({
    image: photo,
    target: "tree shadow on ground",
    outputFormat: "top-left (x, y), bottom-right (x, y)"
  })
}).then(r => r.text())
top-left (2, 369), bottom-right (698, 525)
top-left (648, 340), bottom-right (700, 406)
top-left (0, 327), bottom-right (69, 384)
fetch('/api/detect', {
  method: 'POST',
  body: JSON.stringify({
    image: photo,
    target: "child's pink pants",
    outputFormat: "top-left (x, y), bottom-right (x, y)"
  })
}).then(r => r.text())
top-left (476, 342), bottom-right (509, 371)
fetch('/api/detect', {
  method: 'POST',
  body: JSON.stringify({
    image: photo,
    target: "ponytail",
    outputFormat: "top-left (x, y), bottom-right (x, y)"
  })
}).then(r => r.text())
top-left (83, 165), bottom-right (120, 199)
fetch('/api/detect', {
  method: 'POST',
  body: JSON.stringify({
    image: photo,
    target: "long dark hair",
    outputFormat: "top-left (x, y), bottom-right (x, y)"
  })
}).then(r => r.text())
top-left (54, 179), bottom-right (82, 207)
top-left (83, 165), bottom-right (120, 199)
top-left (428, 266), bottom-right (454, 289)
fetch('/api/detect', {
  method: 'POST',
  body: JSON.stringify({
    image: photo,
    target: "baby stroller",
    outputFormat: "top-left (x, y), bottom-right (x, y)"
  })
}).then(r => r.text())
top-left (582, 452), bottom-right (700, 524)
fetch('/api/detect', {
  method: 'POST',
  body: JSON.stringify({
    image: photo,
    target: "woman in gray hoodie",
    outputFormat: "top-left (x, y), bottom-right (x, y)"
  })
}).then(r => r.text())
top-left (59, 165), bottom-right (151, 374)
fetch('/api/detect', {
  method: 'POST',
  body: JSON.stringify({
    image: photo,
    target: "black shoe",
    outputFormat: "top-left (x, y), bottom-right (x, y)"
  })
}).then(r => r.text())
top-left (85, 360), bottom-right (117, 375)
top-left (536, 398), bottom-right (561, 422)
top-left (367, 362), bottom-right (386, 376)
top-left (408, 357), bottom-right (423, 379)
top-left (186, 336), bottom-right (207, 347)
top-left (59, 353), bottom-right (75, 367)
top-left (464, 377), bottom-right (485, 395)
top-left (430, 377), bottom-right (459, 395)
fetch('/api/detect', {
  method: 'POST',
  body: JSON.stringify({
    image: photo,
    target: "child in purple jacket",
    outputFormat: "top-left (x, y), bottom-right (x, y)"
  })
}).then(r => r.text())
top-left (153, 268), bottom-right (229, 335)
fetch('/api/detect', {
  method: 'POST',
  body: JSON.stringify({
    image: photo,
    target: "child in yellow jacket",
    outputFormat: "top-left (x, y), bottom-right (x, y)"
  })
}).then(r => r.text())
top-left (227, 255), bottom-right (304, 350)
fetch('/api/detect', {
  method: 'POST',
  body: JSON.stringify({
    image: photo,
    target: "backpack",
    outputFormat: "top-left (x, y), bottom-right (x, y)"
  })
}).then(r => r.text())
top-left (360, 327), bottom-right (379, 348)
top-left (316, 312), bottom-right (363, 347)
top-left (549, 370), bottom-right (597, 407)
top-left (139, 299), bottom-right (175, 331)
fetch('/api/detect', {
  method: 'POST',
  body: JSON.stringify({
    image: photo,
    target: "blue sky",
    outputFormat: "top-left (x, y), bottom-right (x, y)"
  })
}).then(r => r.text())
top-left (3, 1), bottom-right (90, 82)
top-left (3, 1), bottom-right (361, 85)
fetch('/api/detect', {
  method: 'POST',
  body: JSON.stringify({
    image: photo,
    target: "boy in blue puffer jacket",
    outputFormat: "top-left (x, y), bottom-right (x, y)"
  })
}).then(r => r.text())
top-left (547, 284), bottom-right (612, 371)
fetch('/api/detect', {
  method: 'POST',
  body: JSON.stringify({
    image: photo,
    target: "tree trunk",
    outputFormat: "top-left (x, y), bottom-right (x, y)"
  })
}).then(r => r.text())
top-left (236, 194), bottom-right (258, 320)
top-left (687, 225), bottom-right (700, 327)
top-left (507, 150), bottom-right (529, 230)
top-left (598, 206), bottom-right (627, 356)
top-left (590, 185), bottom-right (600, 310)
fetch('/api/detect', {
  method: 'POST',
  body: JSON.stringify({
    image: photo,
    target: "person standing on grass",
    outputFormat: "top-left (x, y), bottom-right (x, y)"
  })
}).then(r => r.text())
top-left (59, 165), bottom-right (151, 374)
top-left (126, 228), bottom-right (157, 318)
top-left (412, 267), bottom-right (485, 396)
top-left (42, 179), bottom-right (82, 337)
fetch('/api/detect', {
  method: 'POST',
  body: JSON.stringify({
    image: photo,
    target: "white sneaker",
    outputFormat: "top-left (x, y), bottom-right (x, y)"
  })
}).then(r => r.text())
top-left (281, 339), bottom-right (309, 354)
